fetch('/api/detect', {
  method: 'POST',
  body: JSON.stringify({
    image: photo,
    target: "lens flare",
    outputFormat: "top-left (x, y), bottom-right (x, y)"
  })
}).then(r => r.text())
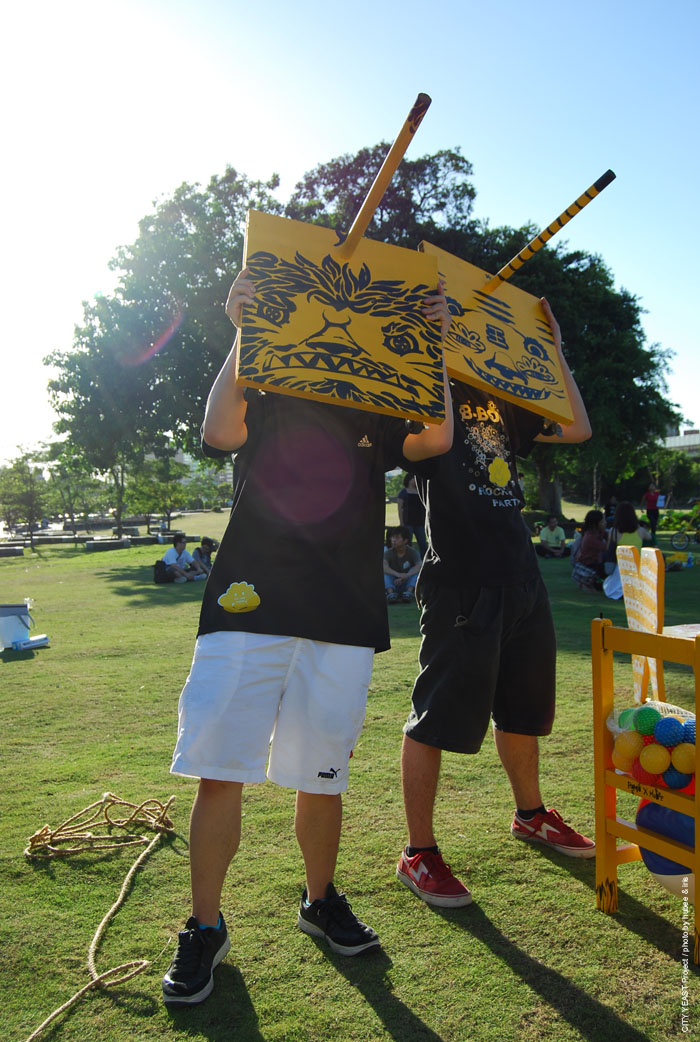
top-left (122, 305), bottom-right (184, 367)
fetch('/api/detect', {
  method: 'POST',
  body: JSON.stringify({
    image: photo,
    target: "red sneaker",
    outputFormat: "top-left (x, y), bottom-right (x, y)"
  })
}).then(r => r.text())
top-left (396, 849), bottom-right (472, 907)
top-left (511, 808), bottom-right (595, 858)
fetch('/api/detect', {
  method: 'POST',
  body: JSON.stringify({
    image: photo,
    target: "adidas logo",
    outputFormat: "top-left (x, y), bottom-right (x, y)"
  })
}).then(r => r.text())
top-left (357, 435), bottom-right (372, 448)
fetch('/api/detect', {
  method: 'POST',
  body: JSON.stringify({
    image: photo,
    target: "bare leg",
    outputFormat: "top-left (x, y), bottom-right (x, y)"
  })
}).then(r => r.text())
top-left (295, 791), bottom-right (342, 901)
top-left (189, 778), bottom-right (243, 924)
top-left (493, 729), bottom-right (543, 809)
top-left (401, 734), bottom-right (442, 848)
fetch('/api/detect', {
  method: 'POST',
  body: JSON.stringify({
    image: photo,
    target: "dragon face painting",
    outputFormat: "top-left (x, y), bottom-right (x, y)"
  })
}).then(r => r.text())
top-left (237, 211), bottom-right (445, 423)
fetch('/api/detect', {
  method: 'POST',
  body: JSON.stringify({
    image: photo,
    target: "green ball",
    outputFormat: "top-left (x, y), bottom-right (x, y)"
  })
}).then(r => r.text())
top-left (618, 707), bottom-right (637, 730)
top-left (635, 705), bottom-right (662, 735)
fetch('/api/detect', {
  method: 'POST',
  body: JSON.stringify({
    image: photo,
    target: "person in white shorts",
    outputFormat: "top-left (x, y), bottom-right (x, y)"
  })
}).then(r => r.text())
top-left (162, 266), bottom-right (454, 1007)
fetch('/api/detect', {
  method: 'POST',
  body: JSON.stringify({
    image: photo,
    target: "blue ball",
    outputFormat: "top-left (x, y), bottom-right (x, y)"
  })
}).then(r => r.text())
top-left (636, 802), bottom-right (693, 875)
top-left (654, 716), bottom-right (685, 747)
top-left (682, 718), bottom-right (696, 744)
top-left (662, 767), bottom-right (693, 789)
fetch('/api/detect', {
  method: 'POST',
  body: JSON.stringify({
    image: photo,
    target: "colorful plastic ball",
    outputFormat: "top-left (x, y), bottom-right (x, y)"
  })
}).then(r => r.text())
top-left (636, 801), bottom-right (695, 901)
top-left (679, 776), bottom-right (696, 795)
top-left (615, 731), bottom-right (644, 759)
top-left (635, 706), bottom-right (661, 735)
top-left (618, 708), bottom-right (637, 730)
top-left (662, 767), bottom-right (693, 789)
top-left (631, 760), bottom-right (659, 785)
top-left (682, 718), bottom-right (696, 744)
top-left (671, 743), bottom-right (696, 775)
top-left (611, 747), bottom-right (636, 772)
top-left (654, 716), bottom-right (685, 748)
top-left (642, 734), bottom-right (656, 745)
top-left (639, 744), bottom-right (672, 775)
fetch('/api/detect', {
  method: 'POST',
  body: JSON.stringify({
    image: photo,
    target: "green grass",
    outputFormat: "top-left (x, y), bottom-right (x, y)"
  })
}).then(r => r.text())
top-left (1, 535), bottom-right (697, 1041)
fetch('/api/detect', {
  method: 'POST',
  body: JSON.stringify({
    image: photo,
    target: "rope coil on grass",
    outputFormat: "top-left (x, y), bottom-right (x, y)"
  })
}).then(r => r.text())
top-left (23, 793), bottom-right (175, 1042)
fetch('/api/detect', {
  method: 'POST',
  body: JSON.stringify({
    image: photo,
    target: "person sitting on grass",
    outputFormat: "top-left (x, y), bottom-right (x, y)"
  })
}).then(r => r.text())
top-left (536, 515), bottom-right (570, 558)
top-left (383, 526), bottom-right (421, 603)
top-left (192, 536), bottom-right (217, 576)
top-left (607, 501), bottom-right (648, 556)
top-left (162, 535), bottom-right (207, 583)
top-left (571, 510), bottom-right (607, 591)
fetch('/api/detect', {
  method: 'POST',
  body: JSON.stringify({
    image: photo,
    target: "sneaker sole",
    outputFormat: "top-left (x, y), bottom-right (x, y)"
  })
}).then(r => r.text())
top-left (162, 934), bottom-right (231, 1007)
top-left (510, 827), bottom-right (596, 859)
top-left (396, 867), bottom-right (473, 907)
top-left (297, 913), bottom-right (380, 955)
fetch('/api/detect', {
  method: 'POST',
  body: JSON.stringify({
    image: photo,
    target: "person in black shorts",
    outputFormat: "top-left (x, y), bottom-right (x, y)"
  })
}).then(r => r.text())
top-left (395, 298), bottom-right (596, 908)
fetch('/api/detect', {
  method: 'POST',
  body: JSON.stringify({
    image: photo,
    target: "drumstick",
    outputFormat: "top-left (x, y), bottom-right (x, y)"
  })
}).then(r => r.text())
top-left (480, 169), bottom-right (616, 294)
top-left (334, 93), bottom-right (431, 261)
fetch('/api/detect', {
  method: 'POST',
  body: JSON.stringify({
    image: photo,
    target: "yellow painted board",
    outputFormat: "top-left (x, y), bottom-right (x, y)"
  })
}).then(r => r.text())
top-left (237, 210), bottom-right (445, 424)
top-left (420, 241), bottom-right (575, 425)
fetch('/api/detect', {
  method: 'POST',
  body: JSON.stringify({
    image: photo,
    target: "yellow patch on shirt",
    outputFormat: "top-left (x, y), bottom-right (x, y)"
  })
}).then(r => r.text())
top-left (218, 582), bottom-right (261, 613)
top-left (488, 457), bottom-right (511, 487)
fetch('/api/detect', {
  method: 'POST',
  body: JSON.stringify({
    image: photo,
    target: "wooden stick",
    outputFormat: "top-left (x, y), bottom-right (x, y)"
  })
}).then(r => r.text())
top-left (334, 93), bottom-right (431, 260)
top-left (480, 169), bottom-right (616, 294)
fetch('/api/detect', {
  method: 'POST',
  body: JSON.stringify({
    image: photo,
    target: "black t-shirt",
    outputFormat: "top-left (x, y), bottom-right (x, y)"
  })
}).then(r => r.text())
top-left (199, 391), bottom-right (408, 651)
top-left (407, 383), bottom-right (547, 587)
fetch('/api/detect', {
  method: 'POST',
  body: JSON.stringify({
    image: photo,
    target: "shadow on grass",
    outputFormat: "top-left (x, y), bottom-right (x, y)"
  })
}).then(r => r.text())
top-left (1, 647), bottom-right (41, 663)
top-left (302, 940), bottom-right (446, 1042)
top-left (431, 902), bottom-right (655, 1042)
top-left (94, 562), bottom-right (208, 606)
top-left (165, 965), bottom-right (265, 1041)
top-left (530, 843), bottom-right (699, 973)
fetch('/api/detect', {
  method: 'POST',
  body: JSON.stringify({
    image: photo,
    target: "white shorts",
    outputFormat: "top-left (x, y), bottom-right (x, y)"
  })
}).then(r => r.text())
top-left (170, 631), bottom-right (374, 794)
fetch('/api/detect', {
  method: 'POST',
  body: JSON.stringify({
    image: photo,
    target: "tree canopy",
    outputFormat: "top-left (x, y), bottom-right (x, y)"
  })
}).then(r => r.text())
top-left (43, 145), bottom-right (681, 509)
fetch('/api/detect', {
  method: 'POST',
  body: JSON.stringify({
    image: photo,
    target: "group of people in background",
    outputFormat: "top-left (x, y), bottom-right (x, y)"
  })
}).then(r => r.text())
top-left (536, 494), bottom-right (655, 594)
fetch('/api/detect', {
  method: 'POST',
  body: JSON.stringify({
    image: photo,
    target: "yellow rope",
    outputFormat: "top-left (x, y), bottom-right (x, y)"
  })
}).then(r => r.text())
top-left (23, 793), bottom-right (175, 1042)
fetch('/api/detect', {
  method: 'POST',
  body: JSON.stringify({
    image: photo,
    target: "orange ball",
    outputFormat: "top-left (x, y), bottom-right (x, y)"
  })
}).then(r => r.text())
top-left (616, 731), bottom-right (644, 758)
top-left (612, 747), bottom-right (635, 772)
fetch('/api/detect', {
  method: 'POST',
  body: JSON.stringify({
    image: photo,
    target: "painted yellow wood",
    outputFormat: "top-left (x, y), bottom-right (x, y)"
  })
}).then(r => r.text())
top-left (617, 546), bottom-right (666, 703)
top-left (237, 209), bottom-right (445, 424)
top-left (420, 241), bottom-right (575, 424)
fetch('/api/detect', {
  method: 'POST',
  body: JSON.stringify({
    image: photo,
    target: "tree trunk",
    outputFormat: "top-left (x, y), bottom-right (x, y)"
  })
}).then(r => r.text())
top-left (591, 462), bottom-right (600, 508)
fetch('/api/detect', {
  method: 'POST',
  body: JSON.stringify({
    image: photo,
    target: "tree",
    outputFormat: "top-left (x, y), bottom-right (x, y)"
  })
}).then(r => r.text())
top-left (0, 454), bottom-right (47, 549)
top-left (285, 148), bottom-right (679, 510)
top-left (285, 145), bottom-right (476, 247)
top-left (46, 167), bottom-right (281, 492)
top-left (43, 442), bottom-right (105, 536)
top-left (46, 146), bottom-right (678, 509)
top-left (125, 457), bottom-right (189, 529)
top-left (184, 461), bottom-right (227, 511)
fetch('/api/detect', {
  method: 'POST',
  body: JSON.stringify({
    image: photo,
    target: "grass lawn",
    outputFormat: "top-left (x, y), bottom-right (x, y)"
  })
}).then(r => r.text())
top-left (1, 533), bottom-right (697, 1042)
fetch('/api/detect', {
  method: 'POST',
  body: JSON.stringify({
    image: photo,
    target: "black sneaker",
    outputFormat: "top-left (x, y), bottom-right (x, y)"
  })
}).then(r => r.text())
top-left (297, 883), bottom-right (379, 955)
top-left (162, 914), bottom-right (230, 1007)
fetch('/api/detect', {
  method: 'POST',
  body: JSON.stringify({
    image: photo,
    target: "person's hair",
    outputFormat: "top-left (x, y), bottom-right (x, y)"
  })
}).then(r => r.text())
top-left (613, 501), bottom-right (638, 534)
top-left (385, 525), bottom-right (411, 547)
top-left (172, 534), bottom-right (185, 546)
top-left (548, 515), bottom-right (559, 524)
top-left (201, 536), bottom-right (214, 548)
top-left (402, 472), bottom-right (416, 488)
top-left (582, 509), bottom-right (604, 532)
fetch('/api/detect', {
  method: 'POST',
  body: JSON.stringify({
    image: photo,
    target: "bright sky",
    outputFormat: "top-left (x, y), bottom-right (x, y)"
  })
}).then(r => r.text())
top-left (2, 0), bottom-right (698, 463)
